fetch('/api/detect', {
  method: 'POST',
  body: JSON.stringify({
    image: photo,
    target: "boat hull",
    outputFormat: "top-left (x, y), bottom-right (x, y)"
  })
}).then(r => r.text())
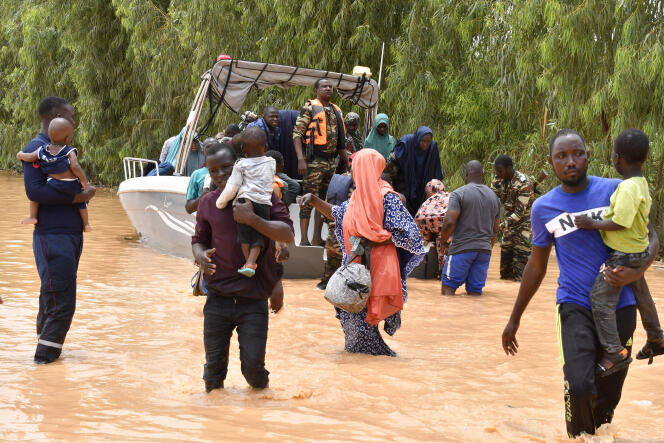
top-left (117, 176), bottom-right (329, 278)
top-left (118, 176), bottom-right (195, 259)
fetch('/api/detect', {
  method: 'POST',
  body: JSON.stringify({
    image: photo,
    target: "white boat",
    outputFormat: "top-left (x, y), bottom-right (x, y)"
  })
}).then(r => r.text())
top-left (117, 59), bottom-right (438, 278)
top-left (118, 172), bottom-right (195, 259)
top-left (117, 161), bottom-right (333, 277)
top-left (117, 58), bottom-right (440, 278)
top-left (117, 59), bottom-right (382, 277)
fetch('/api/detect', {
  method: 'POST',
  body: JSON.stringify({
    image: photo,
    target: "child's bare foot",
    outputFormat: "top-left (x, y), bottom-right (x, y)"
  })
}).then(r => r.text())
top-left (83, 223), bottom-right (92, 232)
top-left (22, 217), bottom-right (38, 225)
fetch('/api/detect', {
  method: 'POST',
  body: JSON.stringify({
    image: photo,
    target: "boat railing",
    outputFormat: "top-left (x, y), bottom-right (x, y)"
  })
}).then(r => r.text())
top-left (123, 157), bottom-right (160, 181)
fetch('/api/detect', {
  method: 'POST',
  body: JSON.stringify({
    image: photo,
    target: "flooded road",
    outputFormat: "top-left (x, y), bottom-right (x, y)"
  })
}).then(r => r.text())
top-left (1, 172), bottom-right (663, 442)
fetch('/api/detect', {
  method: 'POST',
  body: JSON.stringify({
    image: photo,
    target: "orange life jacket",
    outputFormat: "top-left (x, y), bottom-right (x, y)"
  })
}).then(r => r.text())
top-left (304, 99), bottom-right (346, 147)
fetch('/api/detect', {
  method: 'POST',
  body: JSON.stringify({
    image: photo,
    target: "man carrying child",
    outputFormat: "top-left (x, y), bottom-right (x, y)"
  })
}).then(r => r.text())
top-left (192, 143), bottom-right (293, 392)
top-left (19, 96), bottom-right (96, 364)
top-left (502, 129), bottom-right (660, 437)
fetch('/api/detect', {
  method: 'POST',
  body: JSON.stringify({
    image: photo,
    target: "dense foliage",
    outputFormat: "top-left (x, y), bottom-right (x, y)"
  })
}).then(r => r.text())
top-left (1, 0), bottom-right (663, 237)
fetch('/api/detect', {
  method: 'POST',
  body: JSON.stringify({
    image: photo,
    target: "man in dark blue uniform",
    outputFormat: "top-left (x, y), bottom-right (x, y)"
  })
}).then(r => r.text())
top-left (21, 96), bottom-right (96, 364)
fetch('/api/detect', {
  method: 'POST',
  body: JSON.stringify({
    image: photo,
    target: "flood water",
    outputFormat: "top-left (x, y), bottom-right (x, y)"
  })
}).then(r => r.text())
top-left (1, 172), bottom-right (663, 442)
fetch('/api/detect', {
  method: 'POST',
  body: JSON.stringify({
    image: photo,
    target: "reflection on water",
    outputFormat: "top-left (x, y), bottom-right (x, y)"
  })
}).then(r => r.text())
top-left (0, 172), bottom-right (663, 442)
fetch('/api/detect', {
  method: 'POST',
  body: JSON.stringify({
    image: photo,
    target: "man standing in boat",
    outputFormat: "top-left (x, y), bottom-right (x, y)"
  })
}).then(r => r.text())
top-left (292, 78), bottom-right (348, 246)
top-left (20, 96), bottom-right (96, 364)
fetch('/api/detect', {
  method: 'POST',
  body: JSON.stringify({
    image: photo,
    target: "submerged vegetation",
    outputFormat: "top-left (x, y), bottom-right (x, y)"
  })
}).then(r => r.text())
top-left (1, 0), bottom-right (663, 238)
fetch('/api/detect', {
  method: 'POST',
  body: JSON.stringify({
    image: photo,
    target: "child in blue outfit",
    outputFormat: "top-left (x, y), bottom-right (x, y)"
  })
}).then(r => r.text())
top-left (17, 117), bottom-right (92, 232)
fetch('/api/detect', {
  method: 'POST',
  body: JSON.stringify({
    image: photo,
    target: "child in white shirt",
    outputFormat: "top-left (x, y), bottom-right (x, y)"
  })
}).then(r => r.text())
top-left (216, 127), bottom-right (276, 277)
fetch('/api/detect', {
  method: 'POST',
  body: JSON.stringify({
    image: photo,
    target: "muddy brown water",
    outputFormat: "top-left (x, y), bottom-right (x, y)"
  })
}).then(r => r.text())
top-left (0, 172), bottom-right (663, 442)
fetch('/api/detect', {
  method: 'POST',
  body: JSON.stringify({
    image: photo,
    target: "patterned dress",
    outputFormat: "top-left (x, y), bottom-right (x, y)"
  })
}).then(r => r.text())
top-left (415, 179), bottom-right (451, 271)
top-left (331, 192), bottom-right (425, 356)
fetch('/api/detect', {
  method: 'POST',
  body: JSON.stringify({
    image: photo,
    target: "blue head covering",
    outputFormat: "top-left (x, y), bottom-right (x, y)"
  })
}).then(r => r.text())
top-left (164, 127), bottom-right (204, 175)
top-left (393, 126), bottom-right (443, 214)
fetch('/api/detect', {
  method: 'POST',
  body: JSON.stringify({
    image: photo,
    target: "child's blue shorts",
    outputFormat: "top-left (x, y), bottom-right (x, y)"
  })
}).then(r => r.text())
top-left (46, 177), bottom-right (86, 209)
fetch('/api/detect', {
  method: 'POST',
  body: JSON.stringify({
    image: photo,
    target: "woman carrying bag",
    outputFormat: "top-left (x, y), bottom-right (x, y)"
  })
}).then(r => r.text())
top-left (299, 149), bottom-right (424, 356)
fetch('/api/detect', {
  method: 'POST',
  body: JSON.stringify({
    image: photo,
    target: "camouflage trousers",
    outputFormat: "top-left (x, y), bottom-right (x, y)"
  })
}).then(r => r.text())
top-left (322, 220), bottom-right (343, 282)
top-left (500, 224), bottom-right (532, 281)
top-left (300, 157), bottom-right (336, 219)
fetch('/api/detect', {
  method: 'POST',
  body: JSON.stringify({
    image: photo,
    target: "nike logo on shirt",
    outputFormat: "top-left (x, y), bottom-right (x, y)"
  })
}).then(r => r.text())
top-left (544, 206), bottom-right (608, 238)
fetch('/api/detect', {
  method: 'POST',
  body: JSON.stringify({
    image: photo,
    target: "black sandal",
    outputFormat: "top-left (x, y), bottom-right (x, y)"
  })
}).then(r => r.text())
top-left (596, 353), bottom-right (632, 377)
top-left (636, 341), bottom-right (664, 365)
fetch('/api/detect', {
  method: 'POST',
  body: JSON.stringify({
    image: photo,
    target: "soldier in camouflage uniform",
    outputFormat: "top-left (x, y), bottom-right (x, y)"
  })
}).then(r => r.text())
top-left (491, 154), bottom-right (536, 281)
top-left (293, 78), bottom-right (348, 246)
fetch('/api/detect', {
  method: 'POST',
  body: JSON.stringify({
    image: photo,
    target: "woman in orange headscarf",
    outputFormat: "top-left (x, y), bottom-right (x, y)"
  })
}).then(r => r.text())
top-left (300, 149), bottom-right (425, 356)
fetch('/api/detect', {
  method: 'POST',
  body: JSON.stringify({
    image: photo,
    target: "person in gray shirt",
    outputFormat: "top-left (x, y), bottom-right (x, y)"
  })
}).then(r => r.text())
top-left (439, 160), bottom-right (501, 295)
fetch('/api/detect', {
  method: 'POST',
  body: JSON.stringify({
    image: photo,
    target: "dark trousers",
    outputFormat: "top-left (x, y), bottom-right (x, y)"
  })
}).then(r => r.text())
top-left (590, 249), bottom-right (663, 354)
top-left (236, 199), bottom-right (271, 248)
top-left (500, 248), bottom-right (515, 279)
top-left (558, 302), bottom-right (636, 437)
top-left (32, 232), bottom-right (83, 363)
top-left (146, 161), bottom-right (175, 176)
top-left (203, 290), bottom-right (269, 388)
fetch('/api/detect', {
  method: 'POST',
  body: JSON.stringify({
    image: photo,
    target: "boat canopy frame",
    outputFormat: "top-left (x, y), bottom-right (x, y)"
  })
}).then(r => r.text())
top-left (174, 59), bottom-right (380, 175)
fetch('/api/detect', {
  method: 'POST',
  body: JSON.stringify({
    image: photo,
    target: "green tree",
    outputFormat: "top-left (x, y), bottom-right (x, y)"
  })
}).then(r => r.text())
top-left (0, 0), bottom-right (662, 244)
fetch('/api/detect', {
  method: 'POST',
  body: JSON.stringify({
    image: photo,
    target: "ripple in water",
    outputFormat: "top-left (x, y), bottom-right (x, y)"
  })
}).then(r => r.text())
top-left (1, 172), bottom-right (663, 441)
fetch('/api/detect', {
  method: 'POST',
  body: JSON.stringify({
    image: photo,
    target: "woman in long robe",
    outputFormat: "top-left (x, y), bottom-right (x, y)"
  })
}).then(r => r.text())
top-left (300, 149), bottom-right (424, 356)
top-left (276, 110), bottom-right (301, 179)
top-left (385, 126), bottom-right (443, 216)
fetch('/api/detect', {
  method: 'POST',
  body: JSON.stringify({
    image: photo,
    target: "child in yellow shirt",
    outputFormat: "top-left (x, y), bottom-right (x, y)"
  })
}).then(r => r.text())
top-left (575, 129), bottom-right (664, 376)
